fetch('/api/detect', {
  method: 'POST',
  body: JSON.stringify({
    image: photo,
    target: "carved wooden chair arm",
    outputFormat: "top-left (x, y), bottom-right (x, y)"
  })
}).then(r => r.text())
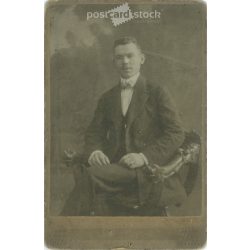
top-left (144, 130), bottom-right (201, 186)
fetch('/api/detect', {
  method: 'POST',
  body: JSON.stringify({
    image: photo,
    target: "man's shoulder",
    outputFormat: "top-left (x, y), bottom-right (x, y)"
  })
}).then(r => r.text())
top-left (97, 84), bottom-right (120, 104)
top-left (144, 79), bottom-right (170, 98)
top-left (103, 84), bottom-right (119, 96)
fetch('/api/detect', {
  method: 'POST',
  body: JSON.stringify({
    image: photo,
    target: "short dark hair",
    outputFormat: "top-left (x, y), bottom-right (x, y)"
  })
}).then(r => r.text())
top-left (113, 36), bottom-right (142, 52)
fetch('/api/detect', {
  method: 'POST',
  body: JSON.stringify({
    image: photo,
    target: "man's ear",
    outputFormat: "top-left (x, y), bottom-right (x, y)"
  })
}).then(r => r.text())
top-left (140, 53), bottom-right (145, 65)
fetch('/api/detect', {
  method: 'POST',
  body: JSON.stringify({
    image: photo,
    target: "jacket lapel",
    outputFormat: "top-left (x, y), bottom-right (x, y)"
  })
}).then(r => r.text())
top-left (126, 75), bottom-right (149, 128)
top-left (110, 84), bottom-right (122, 128)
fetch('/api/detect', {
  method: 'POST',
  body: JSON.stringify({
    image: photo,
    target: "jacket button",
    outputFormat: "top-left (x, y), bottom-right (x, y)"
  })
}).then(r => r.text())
top-left (137, 130), bottom-right (142, 134)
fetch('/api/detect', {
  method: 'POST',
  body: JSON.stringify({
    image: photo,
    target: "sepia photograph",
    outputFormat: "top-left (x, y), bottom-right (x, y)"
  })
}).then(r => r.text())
top-left (3, 0), bottom-right (250, 249)
top-left (45, 0), bottom-right (206, 248)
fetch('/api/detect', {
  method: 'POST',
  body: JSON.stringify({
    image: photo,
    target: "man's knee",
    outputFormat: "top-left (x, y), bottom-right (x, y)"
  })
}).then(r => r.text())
top-left (86, 163), bottom-right (136, 183)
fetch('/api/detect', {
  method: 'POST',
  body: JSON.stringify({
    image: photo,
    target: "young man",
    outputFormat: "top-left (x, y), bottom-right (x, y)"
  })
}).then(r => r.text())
top-left (63, 36), bottom-right (187, 216)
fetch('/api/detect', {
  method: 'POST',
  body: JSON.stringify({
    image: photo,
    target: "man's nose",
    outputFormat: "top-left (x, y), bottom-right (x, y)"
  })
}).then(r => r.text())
top-left (122, 56), bottom-right (129, 64)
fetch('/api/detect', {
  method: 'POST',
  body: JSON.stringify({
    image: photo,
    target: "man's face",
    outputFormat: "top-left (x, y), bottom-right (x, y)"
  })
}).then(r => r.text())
top-left (113, 43), bottom-right (145, 79)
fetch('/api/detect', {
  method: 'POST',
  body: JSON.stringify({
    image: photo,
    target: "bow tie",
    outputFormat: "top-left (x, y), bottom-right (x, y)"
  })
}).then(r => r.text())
top-left (121, 80), bottom-right (133, 89)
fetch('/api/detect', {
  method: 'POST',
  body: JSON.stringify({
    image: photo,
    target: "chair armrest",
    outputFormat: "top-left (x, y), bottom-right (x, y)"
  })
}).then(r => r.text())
top-left (145, 131), bottom-right (201, 184)
top-left (62, 150), bottom-right (86, 185)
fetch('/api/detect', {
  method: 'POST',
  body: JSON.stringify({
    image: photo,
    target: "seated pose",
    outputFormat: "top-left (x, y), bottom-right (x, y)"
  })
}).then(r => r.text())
top-left (62, 36), bottom-right (189, 216)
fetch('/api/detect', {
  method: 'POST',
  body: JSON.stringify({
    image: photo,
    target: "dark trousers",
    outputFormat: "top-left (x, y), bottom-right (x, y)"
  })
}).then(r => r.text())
top-left (60, 163), bottom-right (136, 215)
top-left (61, 162), bottom-right (164, 216)
top-left (87, 163), bottom-right (137, 216)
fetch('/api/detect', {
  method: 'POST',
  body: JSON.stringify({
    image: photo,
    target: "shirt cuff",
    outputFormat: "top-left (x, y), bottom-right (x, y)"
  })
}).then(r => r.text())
top-left (139, 153), bottom-right (149, 166)
top-left (88, 150), bottom-right (103, 164)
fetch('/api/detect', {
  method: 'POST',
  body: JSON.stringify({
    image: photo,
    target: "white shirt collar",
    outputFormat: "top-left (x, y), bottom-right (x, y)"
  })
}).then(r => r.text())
top-left (120, 72), bottom-right (140, 88)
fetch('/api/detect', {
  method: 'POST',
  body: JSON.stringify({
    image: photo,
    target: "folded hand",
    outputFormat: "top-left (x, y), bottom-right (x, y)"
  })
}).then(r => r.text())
top-left (88, 151), bottom-right (110, 167)
top-left (119, 153), bottom-right (145, 169)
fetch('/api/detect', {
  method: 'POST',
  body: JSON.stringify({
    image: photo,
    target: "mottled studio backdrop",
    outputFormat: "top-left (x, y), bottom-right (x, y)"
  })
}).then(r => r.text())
top-left (48, 3), bottom-right (206, 215)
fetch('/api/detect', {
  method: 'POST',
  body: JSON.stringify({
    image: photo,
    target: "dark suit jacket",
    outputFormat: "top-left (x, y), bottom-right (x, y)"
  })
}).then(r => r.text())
top-left (83, 75), bottom-right (187, 207)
